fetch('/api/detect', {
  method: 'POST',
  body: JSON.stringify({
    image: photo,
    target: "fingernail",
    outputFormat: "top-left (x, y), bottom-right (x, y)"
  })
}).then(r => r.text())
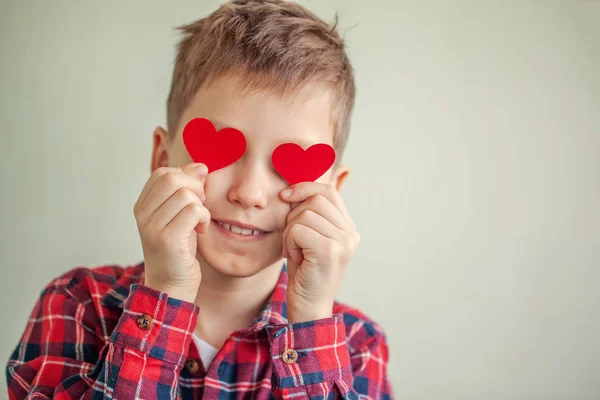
top-left (281, 188), bottom-right (292, 198)
top-left (195, 164), bottom-right (208, 175)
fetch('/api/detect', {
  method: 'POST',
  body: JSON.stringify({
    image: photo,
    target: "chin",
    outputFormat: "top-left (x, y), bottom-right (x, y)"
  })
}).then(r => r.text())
top-left (202, 252), bottom-right (268, 278)
top-left (196, 234), bottom-right (283, 278)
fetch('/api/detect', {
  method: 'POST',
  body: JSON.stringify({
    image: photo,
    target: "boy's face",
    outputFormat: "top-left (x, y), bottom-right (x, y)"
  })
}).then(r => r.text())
top-left (151, 75), bottom-right (349, 278)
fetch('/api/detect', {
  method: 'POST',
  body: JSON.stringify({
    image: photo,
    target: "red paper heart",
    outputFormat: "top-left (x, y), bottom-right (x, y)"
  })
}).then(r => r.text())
top-left (272, 143), bottom-right (336, 185)
top-left (182, 118), bottom-right (247, 173)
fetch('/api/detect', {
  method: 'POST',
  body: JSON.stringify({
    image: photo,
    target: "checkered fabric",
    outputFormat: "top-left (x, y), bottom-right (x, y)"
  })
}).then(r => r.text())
top-left (6, 261), bottom-right (393, 399)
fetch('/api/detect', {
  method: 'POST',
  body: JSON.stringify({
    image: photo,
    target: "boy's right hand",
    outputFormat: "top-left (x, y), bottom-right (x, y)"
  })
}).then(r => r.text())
top-left (133, 162), bottom-right (211, 303)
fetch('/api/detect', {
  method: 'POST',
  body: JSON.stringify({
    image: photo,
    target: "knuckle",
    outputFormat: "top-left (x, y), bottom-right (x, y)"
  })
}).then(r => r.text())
top-left (309, 194), bottom-right (325, 208)
top-left (154, 166), bottom-right (172, 176)
top-left (187, 202), bottom-right (202, 216)
top-left (186, 188), bottom-right (201, 204)
top-left (289, 223), bottom-right (302, 236)
top-left (343, 235), bottom-right (354, 251)
top-left (162, 171), bottom-right (180, 190)
top-left (299, 209), bottom-right (316, 222)
top-left (327, 242), bottom-right (342, 259)
top-left (178, 188), bottom-right (200, 205)
top-left (353, 232), bottom-right (361, 247)
top-left (134, 213), bottom-right (144, 229)
top-left (191, 202), bottom-right (211, 221)
top-left (315, 193), bottom-right (327, 204)
top-left (328, 185), bottom-right (337, 197)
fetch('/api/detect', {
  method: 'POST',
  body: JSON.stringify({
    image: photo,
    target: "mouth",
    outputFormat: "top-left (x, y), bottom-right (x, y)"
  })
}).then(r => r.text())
top-left (211, 218), bottom-right (271, 241)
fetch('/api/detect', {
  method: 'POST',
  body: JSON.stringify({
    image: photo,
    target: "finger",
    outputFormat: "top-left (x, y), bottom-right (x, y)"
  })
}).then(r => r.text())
top-left (285, 194), bottom-right (347, 232)
top-left (175, 164), bottom-right (208, 201)
top-left (178, 163), bottom-right (208, 200)
top-left (282, 209), bottom-right (342, 258)
top-left (136, 168), bottom-right (207, 224)
top-left (147, 187), bottom-right (203, 230)
top-left (284, 223), bottom-right (328, 265)
top-left (164, 201), bottom-right (212, 238)
top-left (137, 166), bottom-right (172, 206)
top-left (137, 162), bottom-right (207, 206)
top-left (280, 182), bottom-right (349, 219)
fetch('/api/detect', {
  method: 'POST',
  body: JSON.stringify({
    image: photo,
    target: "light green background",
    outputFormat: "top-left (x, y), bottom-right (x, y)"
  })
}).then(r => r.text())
top-left (1, 1), bottom-right (599, 399)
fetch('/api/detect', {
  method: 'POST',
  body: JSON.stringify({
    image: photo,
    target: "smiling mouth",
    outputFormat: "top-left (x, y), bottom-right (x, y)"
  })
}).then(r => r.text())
top-left (211, 219), bottom-right (271, 237)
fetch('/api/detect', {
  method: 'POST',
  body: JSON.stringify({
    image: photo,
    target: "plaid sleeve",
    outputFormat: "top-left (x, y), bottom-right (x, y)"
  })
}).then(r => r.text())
top-left (266, 313), bottom-right (394, 399)
top-left (6, 279), bottom-right (199, 399)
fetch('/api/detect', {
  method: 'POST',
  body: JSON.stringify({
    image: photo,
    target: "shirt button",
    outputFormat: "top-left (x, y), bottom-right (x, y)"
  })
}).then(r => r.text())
top-left (282, 348), bottom-right (298, 364)
top-left (136, 314), bottom-right (153, 330)
top-left (185, 359), bottom-right (199, 373)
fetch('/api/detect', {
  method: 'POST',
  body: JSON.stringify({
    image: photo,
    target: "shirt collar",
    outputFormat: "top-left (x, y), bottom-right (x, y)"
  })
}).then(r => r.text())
top-left (101, 260), bottom-right (289, 329)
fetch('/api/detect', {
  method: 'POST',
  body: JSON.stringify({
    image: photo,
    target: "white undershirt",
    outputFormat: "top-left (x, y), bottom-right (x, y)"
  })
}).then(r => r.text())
top-left (192, 334), bottom-right (219, 370)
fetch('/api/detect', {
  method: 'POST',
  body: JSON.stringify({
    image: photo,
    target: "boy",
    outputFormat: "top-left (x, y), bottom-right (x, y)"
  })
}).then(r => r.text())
top-left (6, 1), bottom-right (393, 398)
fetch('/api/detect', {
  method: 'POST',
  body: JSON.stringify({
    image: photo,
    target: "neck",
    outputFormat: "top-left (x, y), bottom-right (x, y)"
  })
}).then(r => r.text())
top-left (193, 258), bottom-right (285, 346)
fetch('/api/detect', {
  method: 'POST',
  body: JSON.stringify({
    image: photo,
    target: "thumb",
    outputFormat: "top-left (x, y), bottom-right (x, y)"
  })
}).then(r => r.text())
top-left (182, 162), bottom-right (208, 184)
top-left (181, 162), bottom-right (208, 201)
top-left (183, 162), bottom-right (208, 178)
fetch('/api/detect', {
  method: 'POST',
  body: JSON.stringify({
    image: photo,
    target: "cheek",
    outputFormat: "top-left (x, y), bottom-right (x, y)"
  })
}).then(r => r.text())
top-left (275, 202), bottom-right (293, 230)
top-left (202, 172), bottom-right (229, 204)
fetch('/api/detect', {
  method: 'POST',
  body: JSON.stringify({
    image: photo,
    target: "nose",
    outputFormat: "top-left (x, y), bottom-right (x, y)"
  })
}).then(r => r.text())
top-left (227, 161), bottom-right (270, 210)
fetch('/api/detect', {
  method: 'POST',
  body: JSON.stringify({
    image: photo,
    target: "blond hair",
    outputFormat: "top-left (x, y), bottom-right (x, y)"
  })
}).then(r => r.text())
top-left (166, 0), bottom-right (355, 158)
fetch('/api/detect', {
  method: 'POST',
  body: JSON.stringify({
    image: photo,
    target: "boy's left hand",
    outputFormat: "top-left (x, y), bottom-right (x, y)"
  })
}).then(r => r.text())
top-left (280, 182), bottom-right (360, 323)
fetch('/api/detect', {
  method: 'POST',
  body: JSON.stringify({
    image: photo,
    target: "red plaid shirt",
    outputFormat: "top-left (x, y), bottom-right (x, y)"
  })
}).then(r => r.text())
top-left (6, 261), bottom-right (393, 399)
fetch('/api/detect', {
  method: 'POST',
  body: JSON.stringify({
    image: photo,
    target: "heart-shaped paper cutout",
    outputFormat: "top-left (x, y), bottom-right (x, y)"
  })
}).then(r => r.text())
top-left (272, 143), bottom-right (336, 185)
top-left (182, 118), bottom-right (247, 173)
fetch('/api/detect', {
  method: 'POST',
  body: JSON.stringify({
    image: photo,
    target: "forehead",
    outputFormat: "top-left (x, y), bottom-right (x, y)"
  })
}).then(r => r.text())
top-left (180, 74), bottom-right (336, 149)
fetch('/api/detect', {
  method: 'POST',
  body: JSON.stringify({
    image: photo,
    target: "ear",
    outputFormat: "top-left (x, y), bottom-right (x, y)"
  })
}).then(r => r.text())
top-left (331, 163), bottom-right (350, 191)
top-left (151, 126), bottom-right (171, 173)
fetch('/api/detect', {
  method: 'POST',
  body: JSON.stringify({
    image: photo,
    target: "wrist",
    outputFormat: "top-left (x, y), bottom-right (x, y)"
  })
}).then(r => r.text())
top-left (143, 280), bottom-right (199, 304)
top-left (287, 304), bottom-right (333, 324)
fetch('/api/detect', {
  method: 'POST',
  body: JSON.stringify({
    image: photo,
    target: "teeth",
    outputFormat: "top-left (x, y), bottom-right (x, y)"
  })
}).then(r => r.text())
top-left (219, 221), bottom-right (263, 236)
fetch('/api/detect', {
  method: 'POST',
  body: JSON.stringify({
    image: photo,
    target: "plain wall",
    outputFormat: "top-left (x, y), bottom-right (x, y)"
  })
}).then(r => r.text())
top-left (1, 1), bottom-right (599, 399)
